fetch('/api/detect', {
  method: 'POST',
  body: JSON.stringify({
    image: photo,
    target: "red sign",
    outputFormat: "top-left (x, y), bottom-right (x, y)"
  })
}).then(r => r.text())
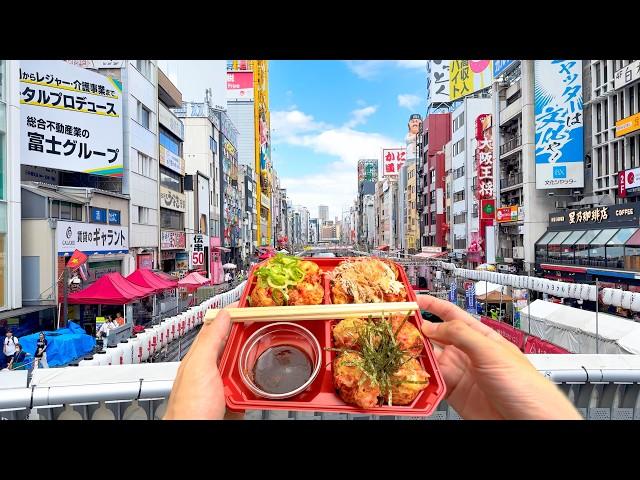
top-left (480, 199), bottom-right (496, 220)
top-left (137, 254), bottom-right (153, 270)
top-left (475, 114), bottom-right (494, 200)
top-left (480, 316), bottom-right (525, 350)
top-left (382, 148), bottom-right (407, 177)
top-left (524, 335), bottom-right (570, 354)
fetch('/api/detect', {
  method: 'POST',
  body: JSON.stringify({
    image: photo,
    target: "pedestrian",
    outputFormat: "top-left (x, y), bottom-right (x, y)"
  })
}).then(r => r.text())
top-left (34, 332), bottom-right (49, 369)
top-left (115, 312), bottom-right (125, 326)
top-left (8, 344), bottom-right (28, 371)
top-left (225, 271), bottom-right (232, 286)
top-left (3, 329), bottom-right (19, 370)
top-left (97, 315), bottom-right (118, 338)
top-left (164, 295), bottom-right (582, 420)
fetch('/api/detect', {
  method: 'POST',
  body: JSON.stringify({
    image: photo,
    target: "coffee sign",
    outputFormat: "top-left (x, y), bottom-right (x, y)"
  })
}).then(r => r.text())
top-left (160, 186), bottom-right (186, 212)
top-left (548, 202), bottom-right (640, 230)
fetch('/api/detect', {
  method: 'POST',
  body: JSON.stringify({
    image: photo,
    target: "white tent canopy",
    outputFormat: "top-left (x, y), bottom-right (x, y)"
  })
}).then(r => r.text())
top-left (474, 281), bottom-right (507, 297)
top-left (520, 300), bottom-right (640, 355)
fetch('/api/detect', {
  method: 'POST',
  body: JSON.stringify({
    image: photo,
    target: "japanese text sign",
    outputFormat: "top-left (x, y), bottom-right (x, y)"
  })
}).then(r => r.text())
top-left (475, 114), bottom-right (494, 200)
top-left (57, 221), bottom-right (128, 256)
top-left (615, 112), bottom-right (640, 138)
top-left (618, 168), bottom-right (640, 198)
top-left (534, 60), bottom-right (584, 189)
top-left (449, 60), bottom-right (493, 101)
top-left (382, 148), bottom-right (407, 177)
top-left (189, 234), bottom-right (206, 269)
top-left (614, 60), bottom-right (640, 91)
top-left (161, 230), bottom-right (186, 250)
top-left (548, 202), bottom-right (640, 230)
top-left (20, 60), bottom-right (123, 176)
top-left (427, 60), bottom-right (450, 105)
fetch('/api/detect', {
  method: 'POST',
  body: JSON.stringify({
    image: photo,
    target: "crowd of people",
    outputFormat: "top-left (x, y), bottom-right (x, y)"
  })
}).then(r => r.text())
top-left (2, 329), bottom-right (49, 371)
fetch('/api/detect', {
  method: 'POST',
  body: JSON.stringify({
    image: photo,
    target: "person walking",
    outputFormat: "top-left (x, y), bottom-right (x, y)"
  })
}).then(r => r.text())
top-left (3, 329), bottom-right (19, 370)
top-left (8, 344), bottom-right (28, 371)
top-left (34, 332), bottom-right (49, 369)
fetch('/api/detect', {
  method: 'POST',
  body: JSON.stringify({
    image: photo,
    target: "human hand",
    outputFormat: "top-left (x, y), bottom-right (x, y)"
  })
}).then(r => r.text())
top-left (417, 295), bottom-right (582, 420)
top-left (164, 301), bottom-right (238, 420)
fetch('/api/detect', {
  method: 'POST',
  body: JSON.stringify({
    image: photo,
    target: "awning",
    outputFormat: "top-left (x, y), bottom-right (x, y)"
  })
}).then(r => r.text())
top-left (126, 268), bottom-right (177, 293)
top-left (178, 272), bottom-right (210, 289)
top-left (211, 246), bottom-right (231, 252)
top-left (414, 251), bottom-right (447, 258)
top-left (0, 305), bottom-right (55, 321)
top-left (476, 291), bottom-right (514, 303)
top-left (68, 272), bottom-right (155, 305)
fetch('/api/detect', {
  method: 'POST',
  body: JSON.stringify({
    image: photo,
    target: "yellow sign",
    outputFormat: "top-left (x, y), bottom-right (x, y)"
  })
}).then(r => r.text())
top-left (450, 60), bottom-right (493, 101)
top-left (616, 112), bottom-right (640, 137)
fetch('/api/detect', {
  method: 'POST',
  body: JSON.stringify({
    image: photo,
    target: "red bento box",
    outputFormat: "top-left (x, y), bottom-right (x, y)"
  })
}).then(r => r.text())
top-left (218, 257), bottom-right (446, 417)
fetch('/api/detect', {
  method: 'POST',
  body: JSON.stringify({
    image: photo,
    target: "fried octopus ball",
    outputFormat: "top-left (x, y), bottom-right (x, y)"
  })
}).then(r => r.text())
top-left (331, 283), bottom-right (352, 304)
top-left (333, 317), bottom-right (368, 349)
top-left (299, 260), bottom-right (320, 279)
top-left (249, 286), bottom-right (276, 307)
top-left (389, 315), bottom-right (424, 356)
top-left (333, 352), bottom-right (380, 409)
top-left (287, 280), bottom-right (324, 306)
top-left (383, 288), bottom-right (407, 303)
top-left (390, 358), bottom-right (430, 406)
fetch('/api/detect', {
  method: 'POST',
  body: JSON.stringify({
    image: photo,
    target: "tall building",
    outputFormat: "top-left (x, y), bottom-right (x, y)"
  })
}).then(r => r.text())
top-left (356, 159), bottom-right (377, 249)
top-left (157, 67), bottom-right (188, 276)
top-left (419, 113), bottom-right (451, 248)
top-left (494, 61), bottom-right (556, 274)
top-left (0, 60), bottom-right (23, 324)
top-left (176, 100), bottom-right (224, 284)
top-left (239, 164), bottom-right (256, 263)
top-left (449, 96), bottom-right (492, 265)
top-left (227, 60), bottom-right (272, 247)
top-left (308, 218), bottom-right (319, 244)
top-left (318, 205), bottom-right (329, 223)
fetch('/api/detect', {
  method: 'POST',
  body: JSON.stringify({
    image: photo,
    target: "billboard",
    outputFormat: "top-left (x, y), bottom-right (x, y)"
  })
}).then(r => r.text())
top-left (615, 112), bottom-right (640, 138)
top-left (493, 60), bottom-right (517, 78)
top-left (56, 221), bottom-right (128, 256)
top-left (618, 168), bottom-right (640, 198)
top-left (534, 60), bottom-right (584, 190)
top-left (496, 205), bottom-right (520, 222)
top-left (449, 60), bottom-right (493, 101)
top-left (614, 60), bottom-right (640, 91)
top-left (227, 71), bottom-right (254, 101)
top-left (20, 60), bottom-right (123, 176)
top-left (357, 159), bottom-right (378, 185)
top-left (382, 148), bottom-right (407, 178)
top-left (427, 60), bottom-right (450, 104)
top-left (475, 114), bottom-right (494, 200)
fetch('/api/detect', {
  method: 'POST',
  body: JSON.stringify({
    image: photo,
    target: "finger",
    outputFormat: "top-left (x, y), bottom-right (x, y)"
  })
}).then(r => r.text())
top-left (421, 319), bottom-right (509, 366)
top-left (198, 309), bottom-right (232, 359)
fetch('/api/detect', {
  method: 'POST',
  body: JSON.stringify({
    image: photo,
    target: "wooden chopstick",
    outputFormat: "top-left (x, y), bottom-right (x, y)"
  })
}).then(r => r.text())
top-left (204, 301), bottom-right (420, 324)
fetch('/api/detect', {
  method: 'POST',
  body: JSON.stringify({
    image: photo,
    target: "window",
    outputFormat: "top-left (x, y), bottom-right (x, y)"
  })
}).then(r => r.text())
top-left (630, 87), bottom-right (636, 116)
top-left (90, 207), bottom-right (107, 223)
top-left (453, 166), bottom-right (465, 180)
top-left (135, 60), bottom-right (153, 81)
top-left (160, 167), bottom-right (182, 193)
top-left (454, 213), bottom-right (466, 224)
top-left (108, 209), bottom-right (121, 225)
top-left (430, 169), bottom-right (436, 185)
top-left (454, 238), bottom-right (466, 250)
top-left (160, 128), bottom-right (181, 156)
top-left (210, 136), bottom-right (217, 153)
top-left (50, 200), bottom-right (82, 221)
top-left (453, 190), bottom-right (465, 202)
top-left (137, 206), bottom-right (149, 225)
top-left (161, 208), bottom-right (183, 230)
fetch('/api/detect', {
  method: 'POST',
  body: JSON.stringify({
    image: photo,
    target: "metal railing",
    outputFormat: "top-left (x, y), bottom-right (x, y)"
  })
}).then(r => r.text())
top-left (500, 135), bottom-right (522, 156)
top-left (500, 172), bottom-right (523, 188)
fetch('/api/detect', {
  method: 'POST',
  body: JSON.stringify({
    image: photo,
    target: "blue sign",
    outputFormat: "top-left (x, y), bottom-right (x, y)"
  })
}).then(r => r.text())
top-left (449, 281), bottom-right (457, 303)
top-left (465, 283), bottom-right (476, 312)
top-left (493, 60), bottom-right (516, 78)
top-left (108, 210), bottom-right (121, 225)
top-left (91, 207), bottom-right (107, 223)
top-left (534, 60), bottom-right (584, 190)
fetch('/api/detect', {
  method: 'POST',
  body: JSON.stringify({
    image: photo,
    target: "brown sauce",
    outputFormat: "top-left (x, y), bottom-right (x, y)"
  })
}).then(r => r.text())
top-left (253, 345), bottom-right (312, 394)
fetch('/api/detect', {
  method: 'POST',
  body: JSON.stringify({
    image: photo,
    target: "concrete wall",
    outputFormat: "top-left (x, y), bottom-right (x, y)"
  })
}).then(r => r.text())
top-left (21, 220), bottom-right (54, 303)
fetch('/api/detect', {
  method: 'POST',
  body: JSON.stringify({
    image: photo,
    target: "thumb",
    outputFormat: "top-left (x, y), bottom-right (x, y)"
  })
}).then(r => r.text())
top-left (199, 309), bottom-right (232, 359)
top-left (421, 319), bottom-right (504, 366)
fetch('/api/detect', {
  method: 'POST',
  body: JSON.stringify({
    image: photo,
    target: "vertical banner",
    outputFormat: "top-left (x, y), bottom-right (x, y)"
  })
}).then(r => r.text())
top-left (535, 60), bottom-right (584, 189)
top-left (465, 282), bottom-right (476, 312)
top-left (449, 280), bottom-right (457, 303)
top-left (382, 148), bottom-right (407, 178)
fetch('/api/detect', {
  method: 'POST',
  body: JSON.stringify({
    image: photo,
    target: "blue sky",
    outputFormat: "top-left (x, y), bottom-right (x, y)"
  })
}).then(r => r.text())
top-left (162, 60), bottom-right (427, 220)
top-left (269, 61), bottom-right (427, 219)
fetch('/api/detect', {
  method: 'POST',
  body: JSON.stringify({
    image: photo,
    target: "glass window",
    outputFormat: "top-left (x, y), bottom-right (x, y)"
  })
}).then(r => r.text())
top-left (548, 231), bottom-right (572, 246)
top-left (161, 208), bottom-right (183, 230)
top-left (60, 201), bottom-right (71, 220)
top-left (559, 230), bottom-right (587, 263)
top-left (606, 227), bottom-right (637, 246)
top-left (574, 229), bottom-right (602, 265)
top-left (536, 231), bottom-right (559, 246)
top-left (160, 167), bottom-right (182, 192)
top-left (50, 200), bottom-right (59, 218)
top-left (587, 228), bottom-right (619, 266)
top-left (547, 231), bottom-right (572, 262)
top-left (160, 128), bottom-right (181, 156)
top-left (561, 230), bottom-right (586, 245)
top-left (605, 228), bottom-right (637, 269)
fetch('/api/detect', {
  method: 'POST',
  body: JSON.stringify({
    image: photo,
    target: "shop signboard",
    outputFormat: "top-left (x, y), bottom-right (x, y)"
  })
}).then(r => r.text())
top-left (382, 148), bottom-right (407, 177)
top-left (618, 167), bottom-right (640, 198)
top-left (534, 60), bottom-right (584, 189)
top-left (56, 221), bottom-right (128, 255)
top-left (20, 60), bottom-right (123, 176)
top-left (161, 230), bottom-right (186, 250)
top-left (189, 234), bottom-right (206, 269)
top-left (160, 186), bottom-right (186, 212)
top-left (615, 112), bottom-right (640, 138)
top-left (547, 202), bottom-right (640, 230)
top-left (449, 60), bottom-right (493, 101)
top-left (614, 60), bottom-right (640, 91)
top-left (496, 205), bottom-right (520, 223)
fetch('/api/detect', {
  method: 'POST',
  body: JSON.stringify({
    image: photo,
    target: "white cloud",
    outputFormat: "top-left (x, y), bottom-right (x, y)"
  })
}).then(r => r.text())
top-left (273, 108), bottom-right (401, 218)
top-left (396, 60), bottom-right (427, 70)
top-left (344, 105), bottom-right (377, 128)
top-left (346, 60), bottom-right (427, 79)
top-left (397, 94), bottom-right (421, 110)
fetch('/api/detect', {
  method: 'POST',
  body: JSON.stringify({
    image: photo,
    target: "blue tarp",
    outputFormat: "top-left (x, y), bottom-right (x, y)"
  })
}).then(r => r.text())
top-left (18, 322), bottom-right (95, 367)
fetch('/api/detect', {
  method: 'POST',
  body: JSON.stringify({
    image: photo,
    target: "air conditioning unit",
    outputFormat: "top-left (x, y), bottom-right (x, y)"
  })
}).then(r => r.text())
top-left (512, 247), bottom-right (525, 259)
top-left (555, 200), bottom-right (568, 209)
